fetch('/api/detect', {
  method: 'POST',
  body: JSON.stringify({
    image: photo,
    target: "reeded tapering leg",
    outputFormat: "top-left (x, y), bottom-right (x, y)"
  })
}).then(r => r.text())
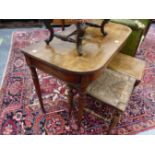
top-left (108, 110), bottom-right (122, 135)
top-left (76, 76), bottom-right (92, 129)
top-left (77, 90), bottom-right (86, 128)
top-left (68, 85), bottom-right (74, 116)
top-left (29, 66), bottom-right (46, 114)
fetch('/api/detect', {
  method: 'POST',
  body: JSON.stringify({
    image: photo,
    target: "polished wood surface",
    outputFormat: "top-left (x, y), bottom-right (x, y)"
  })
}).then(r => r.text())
top-left (22, 22), bottom-right (131, 73)
top-left (21, 22), bottom-right (132, 127)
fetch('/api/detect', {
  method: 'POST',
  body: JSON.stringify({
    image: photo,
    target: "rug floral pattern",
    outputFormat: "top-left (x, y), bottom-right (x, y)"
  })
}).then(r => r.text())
top-left (0, 25), bottom-right (155, 135)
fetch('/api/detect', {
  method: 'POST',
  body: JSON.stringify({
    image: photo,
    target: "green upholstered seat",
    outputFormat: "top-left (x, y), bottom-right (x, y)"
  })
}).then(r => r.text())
top-left (111, 19), bottom-right (151, 56)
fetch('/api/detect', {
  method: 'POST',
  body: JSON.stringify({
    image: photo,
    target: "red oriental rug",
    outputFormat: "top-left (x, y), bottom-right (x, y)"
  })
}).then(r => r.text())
top-left (0, 25), bottom-right (155, 135)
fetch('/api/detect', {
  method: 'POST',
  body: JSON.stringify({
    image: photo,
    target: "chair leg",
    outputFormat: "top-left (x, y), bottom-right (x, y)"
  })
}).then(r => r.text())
top-left (107, 110), bottom-right (122, 135)
top-left (61, 19), bottom-right (65, 31)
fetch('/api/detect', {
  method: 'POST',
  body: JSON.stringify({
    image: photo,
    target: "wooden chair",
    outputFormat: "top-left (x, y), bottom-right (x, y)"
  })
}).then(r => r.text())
top-left (108, 53), bottom-right (146, 83)
top-left (46, 19), bottom-right (87, 31)
top-left (86, 54), bottom-right (146, 134)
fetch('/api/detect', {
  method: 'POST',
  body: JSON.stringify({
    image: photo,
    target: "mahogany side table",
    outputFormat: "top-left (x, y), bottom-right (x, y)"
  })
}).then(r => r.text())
top-left (21, 22), bottom-right (131, 127)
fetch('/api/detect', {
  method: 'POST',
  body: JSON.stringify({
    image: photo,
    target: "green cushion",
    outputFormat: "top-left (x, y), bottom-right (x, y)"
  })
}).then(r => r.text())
top-left (111, 19), bottom-right (151, 56)
top-left (110, 19), bottom-right (143, 30)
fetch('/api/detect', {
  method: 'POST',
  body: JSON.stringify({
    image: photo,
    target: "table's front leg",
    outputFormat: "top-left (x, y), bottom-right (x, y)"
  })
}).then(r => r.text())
top-left (77, 76), bottom-right (91, 128)
top-left (77, 88), bottom-right (86, 128)
top-left (25, 56), bottom-right (46, 114)
top-left (68, 84), bottom-right (74, 117)
top-left (29, 66), bottom-right (46, 114)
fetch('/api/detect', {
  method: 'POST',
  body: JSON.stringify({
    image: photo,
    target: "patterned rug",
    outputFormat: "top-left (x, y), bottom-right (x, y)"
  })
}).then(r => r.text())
top-left (0, 25), bottom-right (155, 135)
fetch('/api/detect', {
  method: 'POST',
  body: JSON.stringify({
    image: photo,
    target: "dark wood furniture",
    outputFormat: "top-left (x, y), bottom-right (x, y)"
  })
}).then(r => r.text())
top-left (21, 22), bottom-right (131, 127)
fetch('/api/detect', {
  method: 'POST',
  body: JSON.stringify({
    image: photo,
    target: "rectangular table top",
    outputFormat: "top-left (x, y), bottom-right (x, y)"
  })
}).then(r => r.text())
top-left (21, 22), bottom-right (132, 73)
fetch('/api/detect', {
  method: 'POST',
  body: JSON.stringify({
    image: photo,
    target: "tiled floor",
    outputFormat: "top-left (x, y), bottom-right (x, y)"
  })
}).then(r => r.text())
top-left (0, 26), bottom-right (155, 135)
